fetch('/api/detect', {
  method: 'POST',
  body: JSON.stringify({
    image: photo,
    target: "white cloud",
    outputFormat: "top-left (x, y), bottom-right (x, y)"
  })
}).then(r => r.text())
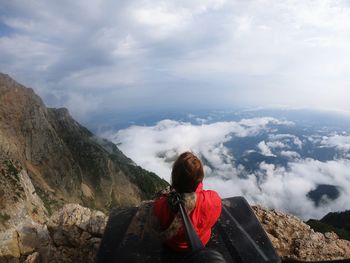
top-left (133, 5), bottom-right (191, 39)
top-left (112, 35), bottom-right (144, 58)
top-left (3, 17), bottom-right (36, 31)
top-left (103, 117), bottom-right (282, 181)
top-left (0, 35), bottom-right (61, 71)
top-left (257, 141), bottom-right (276, 157)
top-left (280, 150), bottom-right (300, 159)
top-left (104, 117), bottom-right (350, 219)
top-left (207, 158), bottom-right (350, 219)
top-left (269, 133), bottom-right (303, 149)
top-left (321, 134), bottom-right (350, 152)
top-left (267, 141), bottom-right (287, 149)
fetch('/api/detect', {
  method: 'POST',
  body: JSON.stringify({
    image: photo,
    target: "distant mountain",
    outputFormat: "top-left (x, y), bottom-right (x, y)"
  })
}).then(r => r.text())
top-left (321, 210), bottom-right (350, 230)
top-left (307, 210), bottom-right (350, 241)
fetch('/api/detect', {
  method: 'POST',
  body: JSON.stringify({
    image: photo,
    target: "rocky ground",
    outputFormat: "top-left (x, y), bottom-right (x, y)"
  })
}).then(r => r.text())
top-left (2, 202), bottom-right (350, 262)
top-left (0, 204), bottom-right (107, 263)
top-left (253, 205), bottom-right (350, 260)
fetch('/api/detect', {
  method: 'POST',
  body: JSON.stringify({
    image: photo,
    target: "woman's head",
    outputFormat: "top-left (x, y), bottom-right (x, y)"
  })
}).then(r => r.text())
top-left (171, 152), bottom-right (204, 193)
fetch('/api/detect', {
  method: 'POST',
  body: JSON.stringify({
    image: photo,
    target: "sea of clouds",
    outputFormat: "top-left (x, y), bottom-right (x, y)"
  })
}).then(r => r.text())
top-left (102, 117), bottom-right (350, 219)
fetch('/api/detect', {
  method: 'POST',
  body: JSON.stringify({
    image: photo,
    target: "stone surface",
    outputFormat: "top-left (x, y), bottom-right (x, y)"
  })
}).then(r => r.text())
top-left (1, 201), bottom-right (350, 262)
top-left (23, 252), bottom-right (40, 263)
top-left (46, 204), bottom-right (107, 263)
top-left (0, 204), bottom-right (107, 263)
top-left (253, 205), bottom-right (350, 260)
top-left (16, 222), bottom-right (52, 259)
top-left (0, 229), bottom-right (20, 259)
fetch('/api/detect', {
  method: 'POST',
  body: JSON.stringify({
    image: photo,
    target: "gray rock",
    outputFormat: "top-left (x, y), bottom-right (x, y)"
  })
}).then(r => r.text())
top-left (253, 205), bottom-right (350, 260)
top-left (0, 229), bottom-right (20, 258)
top-left (24, 252), bottom-right (40, 263)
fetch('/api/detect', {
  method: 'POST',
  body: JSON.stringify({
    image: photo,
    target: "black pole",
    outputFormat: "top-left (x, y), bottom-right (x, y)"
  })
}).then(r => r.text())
top-left (178, 200), bottom-right (204, 251)
top-left (174, 193), bottom-right (227, 263)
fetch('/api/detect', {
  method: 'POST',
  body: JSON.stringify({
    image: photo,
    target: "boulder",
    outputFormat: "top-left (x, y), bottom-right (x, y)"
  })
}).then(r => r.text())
top-left (47, 204), bottom-right (107, 263)
top-left (0, 204), bottom-right (107, 263)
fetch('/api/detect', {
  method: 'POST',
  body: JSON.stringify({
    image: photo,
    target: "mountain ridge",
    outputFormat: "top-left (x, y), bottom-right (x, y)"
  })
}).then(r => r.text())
top-left (307, 210), bottom-right (350, 241)
top-left (0, 72), bottom-right (167, 218)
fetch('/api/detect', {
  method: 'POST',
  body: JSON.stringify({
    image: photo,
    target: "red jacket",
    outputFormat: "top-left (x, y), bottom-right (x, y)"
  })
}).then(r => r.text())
top-left (153, 183), bottom-right (222, 251)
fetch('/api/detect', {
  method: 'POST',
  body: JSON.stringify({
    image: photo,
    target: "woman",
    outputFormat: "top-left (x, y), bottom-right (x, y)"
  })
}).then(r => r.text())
top-left (153, 152), bottom-right (222, 251)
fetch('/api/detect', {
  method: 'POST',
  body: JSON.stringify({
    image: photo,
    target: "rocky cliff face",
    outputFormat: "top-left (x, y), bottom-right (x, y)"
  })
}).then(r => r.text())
top-left (0, 73), bottom-right (167, 214)
top-left (0, 203), bottom-right (107, 263)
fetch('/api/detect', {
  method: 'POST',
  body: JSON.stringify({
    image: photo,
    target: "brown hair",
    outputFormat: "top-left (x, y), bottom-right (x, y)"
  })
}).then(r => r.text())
top-left (171, 152), bottom-right (204, 193)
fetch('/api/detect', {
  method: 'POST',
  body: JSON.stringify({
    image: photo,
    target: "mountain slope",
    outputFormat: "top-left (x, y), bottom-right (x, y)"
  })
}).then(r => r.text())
top-left (253, 206), bottom-right (350, 260)
top-left (0, 72), bottom-right (168, 219)
top-left (307, 210), bottom-right (350, 241)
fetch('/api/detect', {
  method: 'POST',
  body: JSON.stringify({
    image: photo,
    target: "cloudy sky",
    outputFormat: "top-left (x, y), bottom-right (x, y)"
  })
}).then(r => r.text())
top-left (1, 0), bottom-right (350, 121)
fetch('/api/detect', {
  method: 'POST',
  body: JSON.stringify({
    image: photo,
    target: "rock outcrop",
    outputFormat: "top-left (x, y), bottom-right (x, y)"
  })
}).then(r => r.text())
top-left (0, 72), bottom-right (167, 216)
top-left (253, 206), bottom-right (350, 260)
top-left (2, 195), bottom-right (350, 262)
top-left (0, 204), bottom-right (107, 263)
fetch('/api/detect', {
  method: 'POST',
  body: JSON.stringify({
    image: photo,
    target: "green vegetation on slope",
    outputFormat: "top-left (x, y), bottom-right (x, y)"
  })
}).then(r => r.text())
top-left (110, 155), bottom-right (169, 200)
top-left (308, 210), bottom-right (350, 241)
